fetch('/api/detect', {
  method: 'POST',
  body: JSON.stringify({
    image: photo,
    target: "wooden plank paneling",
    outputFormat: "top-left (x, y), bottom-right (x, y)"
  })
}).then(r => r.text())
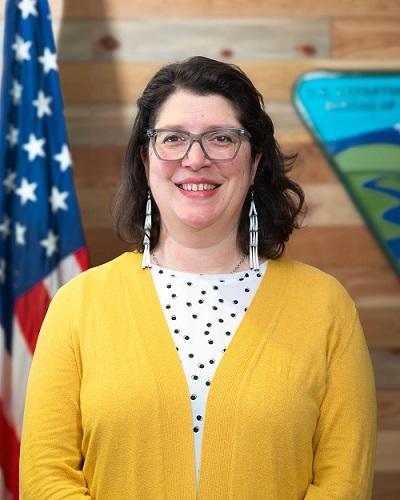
top-left (72, 147), bottom-right (125, 187)
top-left (59, 59), bottom-right (400, 103)
top-left (286, 226), bottom-right (388, 267)
top-left (303, 184), bottom-right (363, 226)
top-left (378, 390), bottom-right (400, 430)
top-left (35, 0), bottom-right (400, 19)
top-left (332, 17), bottom-right (400, 59)
top-left (324, 266), bottom-right (400, 303)
top-left (84, 227), bottom-right (131, 266)
top-left (65, 102), bottom-right (305, 145)
top-left (376, 431), bottom-right (400, 471)
top-left (373, 472), bottom-right (400, 500)
top-left (360, 308), bottom-right (400, 348)
top-left (371, 350), bottom-right (400, 390)
top-left (91, 18), bottom-right (330, 61)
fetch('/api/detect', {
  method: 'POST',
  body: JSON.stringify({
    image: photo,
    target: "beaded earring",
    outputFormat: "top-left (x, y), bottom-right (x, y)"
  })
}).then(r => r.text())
top-left (249, 190), bottom-right (259, 271)
top-left (142, 191), bottom-right (152, 269)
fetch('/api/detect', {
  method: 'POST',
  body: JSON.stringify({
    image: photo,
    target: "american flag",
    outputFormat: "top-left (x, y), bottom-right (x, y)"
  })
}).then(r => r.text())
top-left (0, 1), bottom-right (89, 498)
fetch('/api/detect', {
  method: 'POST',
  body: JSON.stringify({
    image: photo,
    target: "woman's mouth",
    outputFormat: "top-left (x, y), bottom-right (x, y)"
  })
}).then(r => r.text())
top-left (178, 183), bottom-right (218, 192)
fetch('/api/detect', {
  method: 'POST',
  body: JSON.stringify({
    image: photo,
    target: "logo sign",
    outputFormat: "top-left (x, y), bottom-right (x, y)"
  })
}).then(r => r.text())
top-left (293, 72), bottom-right (400, 276)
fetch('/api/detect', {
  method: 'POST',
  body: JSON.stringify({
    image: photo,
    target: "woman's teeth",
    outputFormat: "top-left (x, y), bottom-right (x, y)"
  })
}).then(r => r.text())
top-left (180, 183), bottom-right (217, 191)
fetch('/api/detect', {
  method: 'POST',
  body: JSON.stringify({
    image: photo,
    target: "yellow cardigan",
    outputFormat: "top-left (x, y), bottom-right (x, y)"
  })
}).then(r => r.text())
top-left (20, 253), bottom-right (376, 499)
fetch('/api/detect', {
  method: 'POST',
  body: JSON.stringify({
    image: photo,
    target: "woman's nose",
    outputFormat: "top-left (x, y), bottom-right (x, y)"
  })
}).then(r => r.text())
top-left (181, 140), bottom-right (211, 169)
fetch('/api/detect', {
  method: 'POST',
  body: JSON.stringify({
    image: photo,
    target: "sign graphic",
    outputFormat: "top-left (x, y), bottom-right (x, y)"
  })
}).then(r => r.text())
top-left (293, 72), bottom-right (400, 276)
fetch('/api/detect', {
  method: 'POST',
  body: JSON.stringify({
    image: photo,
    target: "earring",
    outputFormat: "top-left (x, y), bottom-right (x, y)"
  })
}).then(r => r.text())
top-left (249, 190), bottom-right (259, 271)
top-left (142, 191), bottom-right (152, 269)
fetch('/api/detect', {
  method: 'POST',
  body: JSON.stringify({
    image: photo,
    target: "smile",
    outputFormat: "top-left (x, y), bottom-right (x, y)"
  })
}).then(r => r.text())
top-left (178, 183), bottom-right (218, 191)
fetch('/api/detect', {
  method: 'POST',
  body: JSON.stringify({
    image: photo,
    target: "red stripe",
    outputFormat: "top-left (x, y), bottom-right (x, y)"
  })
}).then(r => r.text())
top-left (14, 283), bottom-right (51, 354)
top-left (0, 401), bottom-right (20, 499)
top-left (75, 247), bottom-right (90, 271)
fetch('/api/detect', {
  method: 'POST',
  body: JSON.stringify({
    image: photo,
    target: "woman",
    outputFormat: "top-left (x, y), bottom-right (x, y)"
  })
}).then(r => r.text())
top-left (20, 56), bottom-right (376, 499)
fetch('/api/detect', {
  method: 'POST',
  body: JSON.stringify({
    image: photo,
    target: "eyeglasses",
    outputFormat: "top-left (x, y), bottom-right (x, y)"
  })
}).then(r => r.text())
top-left (146, 127), bottom-right (251, 161)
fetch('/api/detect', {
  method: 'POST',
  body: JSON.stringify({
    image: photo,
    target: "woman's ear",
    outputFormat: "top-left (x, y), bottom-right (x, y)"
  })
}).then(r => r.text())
top-left (251, 153), bottom-right (262, 184)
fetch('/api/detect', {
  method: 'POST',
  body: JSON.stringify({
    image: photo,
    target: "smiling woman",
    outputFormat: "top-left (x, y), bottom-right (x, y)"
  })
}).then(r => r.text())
top-left (20, 57), bottom-right (377, 500)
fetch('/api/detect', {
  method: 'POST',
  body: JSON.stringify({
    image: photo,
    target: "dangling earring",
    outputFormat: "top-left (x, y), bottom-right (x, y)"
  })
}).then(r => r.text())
top-left (249, 189), bottom-right (259, 271)
top-left (142, 191), bottom-right (152, 269)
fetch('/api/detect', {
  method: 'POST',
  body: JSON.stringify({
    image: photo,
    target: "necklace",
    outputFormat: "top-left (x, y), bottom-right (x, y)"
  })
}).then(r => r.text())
top-left (151, 252), bottom-right (246, 274)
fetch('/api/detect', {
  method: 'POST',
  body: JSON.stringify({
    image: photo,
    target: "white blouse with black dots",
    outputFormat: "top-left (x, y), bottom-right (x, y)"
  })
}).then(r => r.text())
top-left (151, 261), bottom-right (268, 485)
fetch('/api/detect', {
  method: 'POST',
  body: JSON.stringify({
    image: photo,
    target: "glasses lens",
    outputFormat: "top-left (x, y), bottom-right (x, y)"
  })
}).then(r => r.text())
top-left (153, 130), bottom-right (190, 160)
top-left (202, 130), bottom-right (240, 160)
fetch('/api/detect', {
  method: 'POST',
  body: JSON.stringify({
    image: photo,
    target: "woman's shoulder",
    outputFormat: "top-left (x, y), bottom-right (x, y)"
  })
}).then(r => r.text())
top-left (55, 252), bottom-right (141, 300)
top-left (272, 256), bottom-right (356, 310)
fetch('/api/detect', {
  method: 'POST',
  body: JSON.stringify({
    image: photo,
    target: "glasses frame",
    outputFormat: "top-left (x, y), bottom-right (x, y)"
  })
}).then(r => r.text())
top-left (146, 127), bottom-right (252, 161)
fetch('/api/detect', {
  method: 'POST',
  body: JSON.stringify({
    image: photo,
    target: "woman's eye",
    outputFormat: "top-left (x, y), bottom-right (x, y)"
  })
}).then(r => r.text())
top-left (213, 135), bottom-right (233, 143)
top-left (163, 135), bottom-right (180, 143)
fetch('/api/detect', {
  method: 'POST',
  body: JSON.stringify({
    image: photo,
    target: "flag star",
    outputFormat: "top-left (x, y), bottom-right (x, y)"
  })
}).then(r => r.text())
top-left (6, 125), bottom-right (19, 147)
top-left (38, 47), bottom-right (58, 74)
top-left (3, 170), bottom-right (17, 193)
top-left (23, 133), bottom-right (46, 161)
top-left (15, 222), bottom-right (27, 245)
top-left (0, 259), bottom-right (6, 285)
top-left (49, 186), bottom-right (69, 212)
top-left (33, 90), bottom-right (52, 118)
top-left (0, 216), bottom-right (11, 239)
top-left (10, 79), bottom-right (23, 105)
top-left (12, 34), bottom-right (32, 62)
top-left (40, 230), bottom-right (59, 257)
top-left (15, 178), bottom-right (38, 205)
top-left (18, 0), bottom-right (38, 19)
top-left (54, 144), bottom-right (72, 171)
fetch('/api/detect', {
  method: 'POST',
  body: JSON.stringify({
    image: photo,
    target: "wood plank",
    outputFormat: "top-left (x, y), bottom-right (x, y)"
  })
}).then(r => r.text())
top-left (71, 143), bottom-right (338, 187)
top-left (376, 430), bottom-right (400, 471)
top-left (377, 390), bottom-right (400, 431)
top-left (59, 60), bottom-right (400, 103)
top-left (303, 184), bottom-right (363, 226)
top-left (360, 307), bottom-right (400, 349)
top-left (91, 18), bottom-right (330, 62)
top-left (72, 146), bottom-right (125, 187)
top-left (322, 266), bottom-right (400, 303)
top-left (373, 472), bottom-right (400, 500)
top-left (65, 102), bottom-right (305, 145)
top-left (286, 226), bottom-right (389, 267)
top-left (39, 0), bottom-right (400, 19)
top-left (332, 17), bottom-right (400, 59)
top-left (84, 227), bottom-right (132, 266)
top-left (371, 349), bottom-right (400, 390)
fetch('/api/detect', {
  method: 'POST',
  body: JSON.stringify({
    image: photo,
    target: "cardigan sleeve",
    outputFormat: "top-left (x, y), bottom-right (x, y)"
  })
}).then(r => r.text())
top-left (19, 285), bottom-right (91, 499)
top-left (304, 306), bottom-right (377, 500)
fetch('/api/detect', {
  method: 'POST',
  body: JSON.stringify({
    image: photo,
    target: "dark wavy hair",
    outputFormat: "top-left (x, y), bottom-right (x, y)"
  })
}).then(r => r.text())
top-left (112, 56), bottom-right (305, 259)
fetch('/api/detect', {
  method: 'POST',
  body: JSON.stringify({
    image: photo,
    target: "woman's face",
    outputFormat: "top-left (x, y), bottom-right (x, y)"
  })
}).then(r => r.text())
top-left (145, 89), bottom-right (261, 239)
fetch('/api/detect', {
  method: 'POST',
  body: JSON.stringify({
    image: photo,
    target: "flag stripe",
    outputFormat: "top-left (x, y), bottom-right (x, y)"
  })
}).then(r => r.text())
top-left (11, 318), bottom-right (34, 438)
top-left (0, 400), bottom-right (20, 499)
top-left (0, 468), bottom-right (13, 500)
top-left (14, 283), bottom-right (51, 355)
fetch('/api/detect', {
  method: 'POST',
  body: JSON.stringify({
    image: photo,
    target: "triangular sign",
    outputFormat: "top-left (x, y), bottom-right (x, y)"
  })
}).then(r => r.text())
top-left (293, 71), bottom-right (400, 276)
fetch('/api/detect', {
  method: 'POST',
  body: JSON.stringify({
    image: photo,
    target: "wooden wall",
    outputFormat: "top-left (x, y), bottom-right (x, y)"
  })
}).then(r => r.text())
top-left (1, 0), bottom-right (400, 497)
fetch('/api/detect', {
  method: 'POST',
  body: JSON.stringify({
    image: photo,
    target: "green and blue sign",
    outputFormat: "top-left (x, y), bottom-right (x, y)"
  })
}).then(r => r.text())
top-left (293, 72), bottom-right (400, 276)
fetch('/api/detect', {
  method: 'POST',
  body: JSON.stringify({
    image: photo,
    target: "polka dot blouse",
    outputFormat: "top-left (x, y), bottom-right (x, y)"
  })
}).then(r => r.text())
top-left (151, 261), bottom-right (268, 485)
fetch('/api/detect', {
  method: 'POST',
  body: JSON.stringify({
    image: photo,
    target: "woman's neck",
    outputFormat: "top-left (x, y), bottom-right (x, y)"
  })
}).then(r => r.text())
top-left (152, 227), bottom-right (247, 274)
